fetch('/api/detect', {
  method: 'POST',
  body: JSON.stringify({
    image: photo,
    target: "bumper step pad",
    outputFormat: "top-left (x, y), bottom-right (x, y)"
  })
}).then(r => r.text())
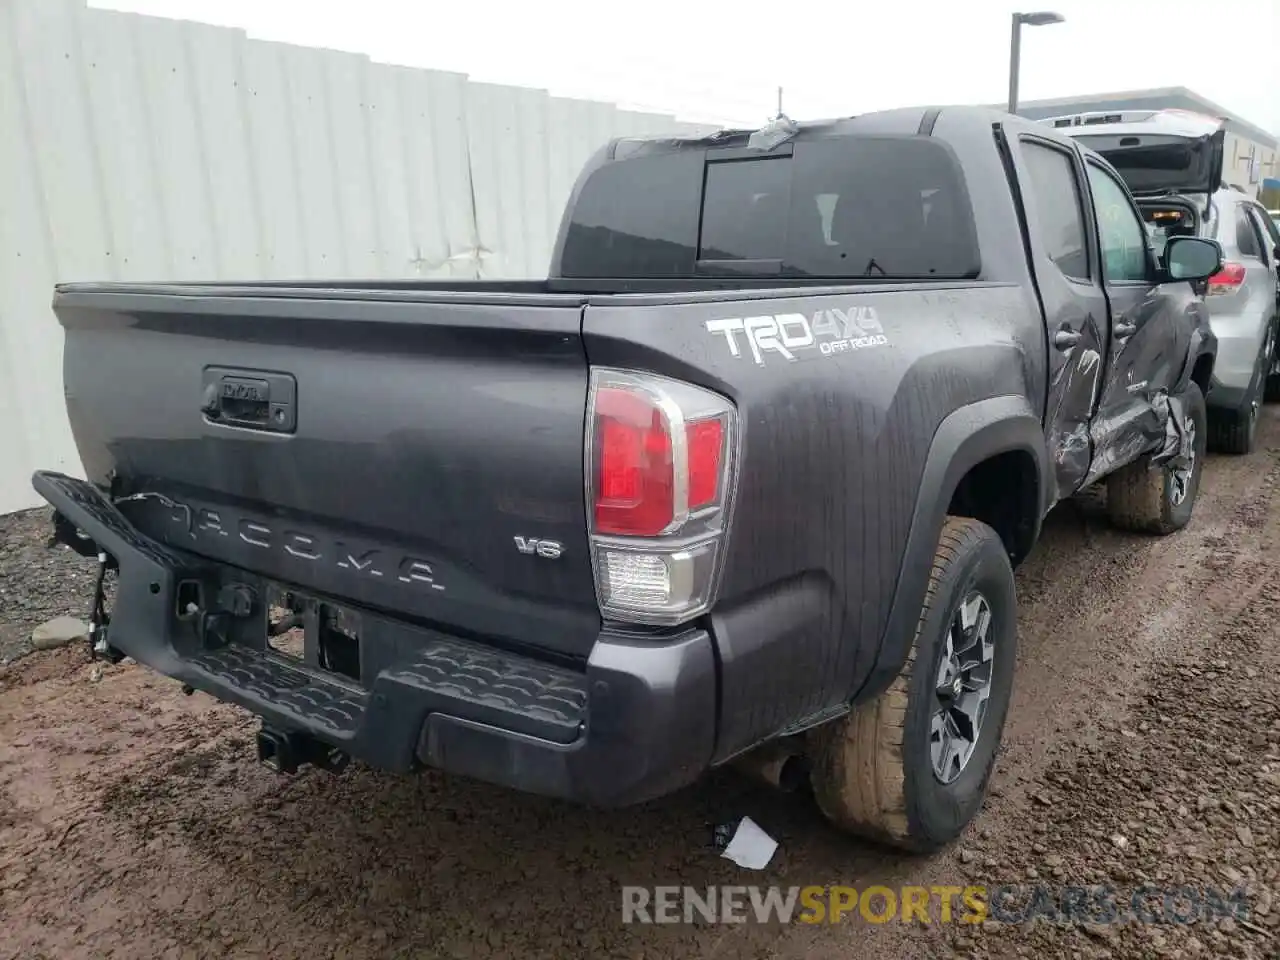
top-left (30, 470), bottom-right (589, 759)
top-left (188, 647), bottom-right (368, 737)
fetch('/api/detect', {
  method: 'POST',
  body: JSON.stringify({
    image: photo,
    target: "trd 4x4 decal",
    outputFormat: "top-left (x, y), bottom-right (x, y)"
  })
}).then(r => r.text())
top-left (704, 306), bottom-right (890, 365)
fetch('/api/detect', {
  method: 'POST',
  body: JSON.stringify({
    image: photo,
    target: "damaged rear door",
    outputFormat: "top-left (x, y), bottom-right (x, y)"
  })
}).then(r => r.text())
top-left (1082, 159), bottom-right (1196, 479)
top-left (1007, 133), bottom-right (1108, 501)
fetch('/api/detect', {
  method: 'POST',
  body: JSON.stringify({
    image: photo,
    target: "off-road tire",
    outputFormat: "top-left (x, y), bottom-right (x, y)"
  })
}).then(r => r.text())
top-left (1106, 381), bottom-right (1207, 534)
top-left (1206, 404), bottom-right (1256, 456)
top-left (808, 516), bottom-right (1017, 853)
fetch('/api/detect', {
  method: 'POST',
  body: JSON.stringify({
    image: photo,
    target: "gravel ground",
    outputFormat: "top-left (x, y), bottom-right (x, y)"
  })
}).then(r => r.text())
top-left (3, 415), bottom-right (1280, 959)
top-left (0, 508), bottom-right (98, 664)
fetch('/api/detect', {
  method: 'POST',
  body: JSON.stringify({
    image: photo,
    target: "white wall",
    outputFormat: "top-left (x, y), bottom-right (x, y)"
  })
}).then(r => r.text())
top-left (0, 0), bottom-right (714, 514)
top-left (1222, 131), bottom-right (1278, 197)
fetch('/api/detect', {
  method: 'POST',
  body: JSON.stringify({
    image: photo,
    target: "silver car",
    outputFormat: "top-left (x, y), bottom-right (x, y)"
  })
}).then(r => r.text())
top-left (1048, 110), bottom-right (1280, 453)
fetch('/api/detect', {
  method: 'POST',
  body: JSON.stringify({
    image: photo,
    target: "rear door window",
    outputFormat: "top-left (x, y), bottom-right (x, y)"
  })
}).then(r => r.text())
top-left (1236, 206), bottom-right (1262, 259)
top-left (1254, 206), bottom-right (1280, 250)
top-left (1019, 140), bottom-right (1090, 281)
top-left (1085, 163), bottom-right (1151, 284)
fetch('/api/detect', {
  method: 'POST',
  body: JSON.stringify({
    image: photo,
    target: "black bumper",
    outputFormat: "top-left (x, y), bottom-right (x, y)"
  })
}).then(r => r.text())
top-left (32, 471), bottom-right (718, 807)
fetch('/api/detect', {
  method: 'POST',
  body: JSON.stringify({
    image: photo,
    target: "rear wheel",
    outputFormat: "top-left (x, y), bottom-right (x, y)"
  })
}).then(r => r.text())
top-left (1107, 381), bottom-right (1207, 534)
top-left (1207, 389), bottom-right (1260, 455)
top-left (808, 517), bottom-right (1016, 852)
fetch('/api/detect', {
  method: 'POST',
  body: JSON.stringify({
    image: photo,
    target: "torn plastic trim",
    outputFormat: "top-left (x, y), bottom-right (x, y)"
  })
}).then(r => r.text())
top-left (1149, 391), bottom-right (1192, 471)
top-left (747, 114), bottom-right (800, 152)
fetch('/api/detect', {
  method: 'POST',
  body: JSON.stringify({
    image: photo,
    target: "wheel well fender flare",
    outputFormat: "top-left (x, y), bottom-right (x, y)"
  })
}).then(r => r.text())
top-left (853, 395), bottom-right (1050, 704)
top-left (1177, 331), bottom-right (1217, 396)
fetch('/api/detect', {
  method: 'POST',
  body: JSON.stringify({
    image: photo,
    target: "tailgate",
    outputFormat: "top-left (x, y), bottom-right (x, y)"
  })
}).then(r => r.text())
top-left (1072, 128), bottom-right (1225, 198)
top-left (53, 285), bottom-right (600, 659)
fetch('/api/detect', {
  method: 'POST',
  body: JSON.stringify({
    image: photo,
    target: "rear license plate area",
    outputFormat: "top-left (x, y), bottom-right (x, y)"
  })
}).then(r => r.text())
top-left (265, 585), bottom-right (362, 682)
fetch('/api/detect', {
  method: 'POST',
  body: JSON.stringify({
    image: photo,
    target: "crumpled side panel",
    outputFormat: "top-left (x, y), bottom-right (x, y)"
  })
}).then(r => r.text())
top-left (1150, 391), bottom-right (1192, 470)
top-left (1080, 389), bottom-right (1189, 490)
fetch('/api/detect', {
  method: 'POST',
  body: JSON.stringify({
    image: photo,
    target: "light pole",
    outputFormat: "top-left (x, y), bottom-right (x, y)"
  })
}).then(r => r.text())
top-left (1008, 11), bottom-right (1064, 115)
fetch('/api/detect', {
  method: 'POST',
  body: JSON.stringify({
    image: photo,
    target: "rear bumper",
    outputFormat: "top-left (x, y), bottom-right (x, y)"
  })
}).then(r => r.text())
top-left (1205, 314), bottom-right (1271, 408)
top-left (31, 471), bottom-right (717, 807)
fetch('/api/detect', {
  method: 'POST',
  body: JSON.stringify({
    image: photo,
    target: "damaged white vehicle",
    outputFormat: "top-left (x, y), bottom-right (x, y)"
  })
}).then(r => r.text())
top-left (1049, 109), bottom-right (1280, 454)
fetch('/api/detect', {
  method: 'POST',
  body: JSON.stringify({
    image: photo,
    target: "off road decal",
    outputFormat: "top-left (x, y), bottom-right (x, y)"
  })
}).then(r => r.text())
top-left (704, 307), bottom-right (890, 365)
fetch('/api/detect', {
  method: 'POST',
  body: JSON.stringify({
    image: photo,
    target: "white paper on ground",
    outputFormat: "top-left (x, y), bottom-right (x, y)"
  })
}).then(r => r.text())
top-left (719, 816), bottom-right (778, 870)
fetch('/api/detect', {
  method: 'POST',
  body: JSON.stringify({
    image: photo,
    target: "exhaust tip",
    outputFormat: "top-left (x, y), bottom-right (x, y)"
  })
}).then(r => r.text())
top-left (731, 739), bottom-right (811, 793)
top-left (775, 754), bottom-right (811, 793)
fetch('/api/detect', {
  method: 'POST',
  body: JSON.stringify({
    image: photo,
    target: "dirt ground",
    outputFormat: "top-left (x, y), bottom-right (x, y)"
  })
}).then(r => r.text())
top-left (4, 415), bottom-right (1280, 959)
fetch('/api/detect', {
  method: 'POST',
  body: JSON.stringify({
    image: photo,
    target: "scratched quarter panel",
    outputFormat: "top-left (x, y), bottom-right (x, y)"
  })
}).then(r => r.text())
top-left (583, 280), bottom-right (1039, 743)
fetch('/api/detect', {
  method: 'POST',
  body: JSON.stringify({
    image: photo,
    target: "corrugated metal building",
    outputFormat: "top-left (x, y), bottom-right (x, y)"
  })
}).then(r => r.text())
top-left (0, 0), bottom-right (715, 514)
top-left (1010, 87), bottom-right (1278, 197)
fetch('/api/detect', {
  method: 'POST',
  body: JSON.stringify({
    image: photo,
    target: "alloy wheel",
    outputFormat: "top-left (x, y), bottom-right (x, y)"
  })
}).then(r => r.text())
top-left (931, 591), bottom-right (995, 784)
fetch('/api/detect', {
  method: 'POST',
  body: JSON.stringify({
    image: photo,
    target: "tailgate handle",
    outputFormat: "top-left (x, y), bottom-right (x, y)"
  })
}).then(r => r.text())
top-left (201, 368), bottom-right (297, 434)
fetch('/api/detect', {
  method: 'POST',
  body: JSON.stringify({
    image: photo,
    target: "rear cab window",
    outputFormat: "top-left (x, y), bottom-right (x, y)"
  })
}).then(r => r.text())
top-left (559, 135), bottom-right (981, 281)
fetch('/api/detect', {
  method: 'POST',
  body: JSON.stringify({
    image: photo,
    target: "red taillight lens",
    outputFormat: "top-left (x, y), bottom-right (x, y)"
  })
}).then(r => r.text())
top-left (1207, 262), bottom-right (1246, 295)
top-left (594, 386), bottom-right (674, 536)
top-left (686, 417), bottom-right (725, 509)
top-left (588, 369), bottom-right (738, 625)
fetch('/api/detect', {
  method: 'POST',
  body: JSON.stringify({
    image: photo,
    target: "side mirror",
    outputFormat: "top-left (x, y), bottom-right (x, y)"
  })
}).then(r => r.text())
top-left (1164, 236), bottom-right (1224, 283)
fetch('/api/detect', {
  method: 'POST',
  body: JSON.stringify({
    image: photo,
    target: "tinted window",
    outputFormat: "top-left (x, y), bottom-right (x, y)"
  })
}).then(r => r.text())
top-left (781, 138), bottom-right (978, 279)
top-left (1020, 141), bottom-right (1090, 280)
top-left (1236, 206), bottom-right (1262, 259)
top-left (1247, 208), bottom-right (1276, 267)
top-left (1255, 206), bottom-right (1280, 247)
top-left (1086, 165), bottom-right (1150, 283)
top-left (699, 157), bottom-right (790, 262)
top-left (558, 136), bottom-right (980, 280)
top-left (559, 151), bottom-right (702, 277)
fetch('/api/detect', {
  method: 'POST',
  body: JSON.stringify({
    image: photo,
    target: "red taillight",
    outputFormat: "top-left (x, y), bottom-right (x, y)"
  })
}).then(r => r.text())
top-left (594, 386), bottom-right (674, 536)
top-left (1207, 262), bottom-right (1246, 295)
top-left (686, 417), bottom-right (725, 509)
top-left (588, 369), bottom-right (738, 625)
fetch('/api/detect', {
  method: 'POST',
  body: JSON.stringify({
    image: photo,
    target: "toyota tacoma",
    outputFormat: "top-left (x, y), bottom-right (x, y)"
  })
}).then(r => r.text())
top-left (32, 105), bottom-right (1223, 851)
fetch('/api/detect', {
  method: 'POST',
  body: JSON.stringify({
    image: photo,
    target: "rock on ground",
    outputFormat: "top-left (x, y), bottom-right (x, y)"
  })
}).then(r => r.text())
top-left (0, 508), bottom-right (97, 663)
top-left (31, 616), bottom-right (89, 651)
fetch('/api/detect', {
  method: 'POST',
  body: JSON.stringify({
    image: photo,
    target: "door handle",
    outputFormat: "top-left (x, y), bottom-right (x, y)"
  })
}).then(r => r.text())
top-left (1053, 329), bottom-right (1081, 350)
top-left (1114, 321), bottom-right (1137, 339)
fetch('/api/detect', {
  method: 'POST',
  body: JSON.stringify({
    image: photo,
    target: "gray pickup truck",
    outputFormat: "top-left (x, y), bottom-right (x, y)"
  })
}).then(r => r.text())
top-left (33, 105), bottom-right (1223, 852)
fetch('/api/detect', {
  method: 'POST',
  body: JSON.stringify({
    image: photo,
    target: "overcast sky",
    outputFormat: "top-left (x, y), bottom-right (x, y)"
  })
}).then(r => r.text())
top-left (92, 0), bottom-right (1280, 134)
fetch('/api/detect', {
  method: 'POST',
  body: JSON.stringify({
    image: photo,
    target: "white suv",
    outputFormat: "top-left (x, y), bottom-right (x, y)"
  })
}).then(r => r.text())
top-left (1047, 110), bottom-right (1280, 455)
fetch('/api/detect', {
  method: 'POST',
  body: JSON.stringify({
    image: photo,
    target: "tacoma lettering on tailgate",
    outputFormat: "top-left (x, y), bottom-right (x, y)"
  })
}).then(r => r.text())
top-left (136, 494), bottom-right (447, 592)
